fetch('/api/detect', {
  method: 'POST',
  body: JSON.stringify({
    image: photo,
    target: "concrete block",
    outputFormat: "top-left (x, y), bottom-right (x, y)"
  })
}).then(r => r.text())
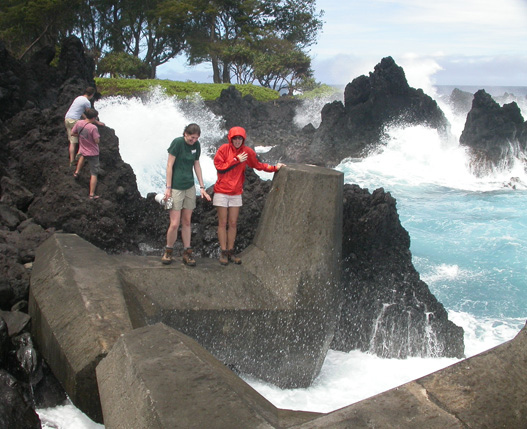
top-left (120, 165), bottom-right (343, 388)
top-left (28, 234), bottom-right (134, 422)
top-left (96, 323), bottom-right (321, 428)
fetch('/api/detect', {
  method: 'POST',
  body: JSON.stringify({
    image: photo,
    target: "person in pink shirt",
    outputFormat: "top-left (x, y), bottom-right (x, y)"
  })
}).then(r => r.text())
top-left (72, 108), bottom-right (101, 200)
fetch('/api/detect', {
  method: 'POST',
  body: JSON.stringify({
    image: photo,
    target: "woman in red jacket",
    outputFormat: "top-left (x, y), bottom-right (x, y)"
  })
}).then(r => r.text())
top-left (213, 126), bottom-right (285, 265)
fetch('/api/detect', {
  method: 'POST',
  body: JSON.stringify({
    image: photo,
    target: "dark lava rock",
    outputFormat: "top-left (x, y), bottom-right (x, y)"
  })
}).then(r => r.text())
top-left (460, 89), bottom-right (527, 176)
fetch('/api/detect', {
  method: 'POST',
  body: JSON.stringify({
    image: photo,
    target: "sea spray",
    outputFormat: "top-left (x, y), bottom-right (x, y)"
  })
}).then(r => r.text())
top-left (37, 86), bottom-right (527, 426)
top-left (96, 88), bottom-right (223, 196)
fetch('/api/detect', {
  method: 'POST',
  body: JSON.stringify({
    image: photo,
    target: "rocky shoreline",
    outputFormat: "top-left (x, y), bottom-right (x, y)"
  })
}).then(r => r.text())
top-left (1, 35), bottom-right (525, 427)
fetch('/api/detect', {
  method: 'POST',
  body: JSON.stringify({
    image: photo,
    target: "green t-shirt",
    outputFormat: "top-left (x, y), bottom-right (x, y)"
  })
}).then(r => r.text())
top-left (167, 136), bottom-right (201, 190)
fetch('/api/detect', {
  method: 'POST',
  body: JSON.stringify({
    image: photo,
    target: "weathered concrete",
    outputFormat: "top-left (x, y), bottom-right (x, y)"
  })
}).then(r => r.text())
top-left (97, 321), bottom-right (527, 428)
top-left (96, 323), bottom-right (321, 429)
top-left (121, 164), bottom-right (343, 388)
top-left (29, 164), bottom-right (343, 420)
top-left (27, 162), bottom-right (527, 426)
top-left (28, 234), bottom-right (136, 422)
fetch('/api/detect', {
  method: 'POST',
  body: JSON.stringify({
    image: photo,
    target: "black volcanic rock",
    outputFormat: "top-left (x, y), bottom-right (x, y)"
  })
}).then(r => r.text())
top-left (332, 185), bottom-right (464, 358)
top-left (205, 85), bottom-right (307, 152)
top-left (266, 56), bottom-right (451, 167)
top-left (448, 88), bottom-right (474, 117)
top-left (0, 369), bottom-right (41, 429)
top-left (0, 36), bottom-right (464, 418)
top-left (460, 89), bottom-right (527, 176)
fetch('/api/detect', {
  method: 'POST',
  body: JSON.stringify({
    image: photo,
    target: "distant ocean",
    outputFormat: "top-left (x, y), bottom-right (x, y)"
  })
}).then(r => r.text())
top-left (38, 85), bottom-right (527, 427)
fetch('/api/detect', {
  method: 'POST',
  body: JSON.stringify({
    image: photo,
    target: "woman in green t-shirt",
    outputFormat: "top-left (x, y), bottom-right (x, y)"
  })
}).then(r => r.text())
top-left (161, 123), bottom-right (211, 266)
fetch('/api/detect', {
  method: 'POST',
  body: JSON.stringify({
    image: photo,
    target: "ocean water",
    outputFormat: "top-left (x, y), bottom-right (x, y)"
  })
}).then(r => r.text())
top-left (38, 85), bottom-right (527, 427)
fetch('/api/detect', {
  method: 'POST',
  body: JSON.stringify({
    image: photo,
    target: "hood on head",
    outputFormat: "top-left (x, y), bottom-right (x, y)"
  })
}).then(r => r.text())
top-left (228, 126), bottom-right (247, 145)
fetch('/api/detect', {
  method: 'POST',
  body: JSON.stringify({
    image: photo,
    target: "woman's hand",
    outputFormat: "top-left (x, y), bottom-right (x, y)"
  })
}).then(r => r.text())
top-left (200, 188), bottom-right (211, 201)
top-left (237, 152), bottom-right (248, 162)
top-left (164, 188), bottom-right (171, 200)
top-left (276, 163), bottom-right (286, 170)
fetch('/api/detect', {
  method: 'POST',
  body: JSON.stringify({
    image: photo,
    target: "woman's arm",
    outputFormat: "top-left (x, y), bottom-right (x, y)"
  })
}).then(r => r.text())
top-left (214, 145), bottom-right (240, 172)
top-left (165, 154), bottom-right (176, 199)
top-left (246, 148), bottom-right (279, 172)
top-left (194, 160), bottom-right (211, 201)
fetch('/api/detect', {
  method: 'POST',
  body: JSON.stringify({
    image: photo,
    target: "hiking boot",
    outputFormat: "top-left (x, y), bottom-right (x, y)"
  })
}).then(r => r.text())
top-left (219, 250), bottom-right (229, 266)
top-left (183, 247), bottom-right (196, 266)
top-left (161, 247), bottom-right (173, 265)
top-left (228, 249), bottom-right (242, 264)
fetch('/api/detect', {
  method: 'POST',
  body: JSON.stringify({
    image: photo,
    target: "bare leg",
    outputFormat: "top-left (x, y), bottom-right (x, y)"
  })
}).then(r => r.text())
top-left (69, 142), bottom-right (78, 164)
top-left (74, 156), bottom-right (85, 175)
top-left (166, 209), bottom-right (182, 247)
top-left (226, 206), bottom-right (240, 250)
top-left (216, 206), bottom-right (228, 250)
top-left (89, 175), bottom-right (98, 196)
top-left (180, 208), bottom-right (193, 248)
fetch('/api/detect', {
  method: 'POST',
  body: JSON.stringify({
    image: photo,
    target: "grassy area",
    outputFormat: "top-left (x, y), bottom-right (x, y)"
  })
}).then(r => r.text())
top-left (297, 84), bottom-right (341, 99)
top-left (95, 78), bottom-right (281, 102)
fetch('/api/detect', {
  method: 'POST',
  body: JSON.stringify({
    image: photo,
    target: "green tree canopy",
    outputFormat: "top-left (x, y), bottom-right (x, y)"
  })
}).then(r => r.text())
top-left (0, 0), bottom-right (81, 59)
top-left (0, 0), bottom-right (324, 89)
top-left (181, 0), bottom-right (323, 88)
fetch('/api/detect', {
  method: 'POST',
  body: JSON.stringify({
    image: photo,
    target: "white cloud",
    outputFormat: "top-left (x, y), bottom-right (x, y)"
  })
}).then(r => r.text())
top-left (310, 0), bottom-right (527, 86)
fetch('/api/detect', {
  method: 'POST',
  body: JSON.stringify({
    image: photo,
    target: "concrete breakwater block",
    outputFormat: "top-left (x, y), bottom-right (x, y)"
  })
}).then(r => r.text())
top-left (293, 323), bottom-right (527, 428)
top-left (120, 164), bottom-right (344, 388)
top-left (28, 233), bottom-right (135, 422)
top-left (96, 323), bottom-right (321, 428)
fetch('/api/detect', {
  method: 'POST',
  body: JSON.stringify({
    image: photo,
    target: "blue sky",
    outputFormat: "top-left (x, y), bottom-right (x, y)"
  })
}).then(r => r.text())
top-left (157, 0), bottom-right (527, 88)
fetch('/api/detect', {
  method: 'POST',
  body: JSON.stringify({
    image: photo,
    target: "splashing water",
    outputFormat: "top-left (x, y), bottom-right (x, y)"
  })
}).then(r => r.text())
top-left (39, 85), bottom-right (527, 426)
top-left (96, 88), bottom-right (224, 196)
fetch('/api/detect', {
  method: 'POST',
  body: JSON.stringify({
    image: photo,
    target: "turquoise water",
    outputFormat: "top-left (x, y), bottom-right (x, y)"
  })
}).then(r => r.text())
top-left (38, 88), bottom-right (527, 426)
top-left (402, 188), bottom-right (527, 319)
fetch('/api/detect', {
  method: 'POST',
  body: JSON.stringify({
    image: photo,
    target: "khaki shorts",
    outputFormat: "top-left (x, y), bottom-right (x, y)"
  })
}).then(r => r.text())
top-left (171, 187), bottom-right (196, 210)
top-left (65, 118), bottom-right (79, 144)
top-left (213, 193), bottom-right (242, 207)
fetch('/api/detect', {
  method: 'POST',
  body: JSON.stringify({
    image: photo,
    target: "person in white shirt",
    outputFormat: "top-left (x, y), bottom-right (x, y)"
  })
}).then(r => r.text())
top-left (64, 87), bottom-right (104, 167)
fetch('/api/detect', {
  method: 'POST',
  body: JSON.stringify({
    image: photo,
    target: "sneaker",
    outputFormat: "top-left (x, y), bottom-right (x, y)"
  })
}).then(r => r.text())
top-left (219, 250), bottom-right (229, 266)
top-left (228, 249), bottom-right (242, 264)
top-left (161, 247), bottom-right (173, 265)
top-left (182, 247), bottom-right (196, 266)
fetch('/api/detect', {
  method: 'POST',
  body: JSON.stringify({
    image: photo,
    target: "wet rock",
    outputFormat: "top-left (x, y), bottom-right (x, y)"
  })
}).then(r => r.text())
top-left (332, 185), bottom-right (464, 358)
top-left (460, 89), bottom-right (527, 175)
top-left (0, 369), bottom-right (41, 429)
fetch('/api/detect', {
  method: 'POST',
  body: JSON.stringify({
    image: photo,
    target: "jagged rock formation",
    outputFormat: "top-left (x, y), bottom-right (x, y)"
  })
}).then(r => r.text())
top-left (460, 89), bottom-right (527, 175)
top-left (1, 36), bottom-right (465, 424)
top-left (333, 185), bottom-right (464, 358)
top-left (447, 87), bottom-right (474, 117)
top-left (265, 56), bottom-right (451, 166)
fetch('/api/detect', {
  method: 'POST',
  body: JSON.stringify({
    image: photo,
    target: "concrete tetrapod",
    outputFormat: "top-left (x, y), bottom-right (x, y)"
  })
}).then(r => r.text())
top-left (120, 164), bottom-right (344, 388)
top-left (96, 323), bottom-right (322, 428)
top-left (28, 234), bottom-right (135, 422)
top-left (29, 164), bottom-right (343, 421)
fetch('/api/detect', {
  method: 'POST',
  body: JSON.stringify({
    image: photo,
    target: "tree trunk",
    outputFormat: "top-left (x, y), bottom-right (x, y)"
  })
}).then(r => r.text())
top-left (149, 64), bottom-right (157, 79)
top-left (222, 61), bottom-right (231, 83)
top-left (211, 55), bottom-right (221, 83)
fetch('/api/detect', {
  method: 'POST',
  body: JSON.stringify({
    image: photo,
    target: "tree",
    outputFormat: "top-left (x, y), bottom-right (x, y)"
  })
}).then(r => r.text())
top-left (1, 0), bottom-right (324, 84)
top-left (252, 36), bottom-right (313, 94)
top-left (0, 0), bottom-right (81, 59)
top-left (182, 0), bottom-right (323, 85)
top-left (97, 51), bottom-right (152, 78)
top-left (72, 0), bottom-right (188, 78)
